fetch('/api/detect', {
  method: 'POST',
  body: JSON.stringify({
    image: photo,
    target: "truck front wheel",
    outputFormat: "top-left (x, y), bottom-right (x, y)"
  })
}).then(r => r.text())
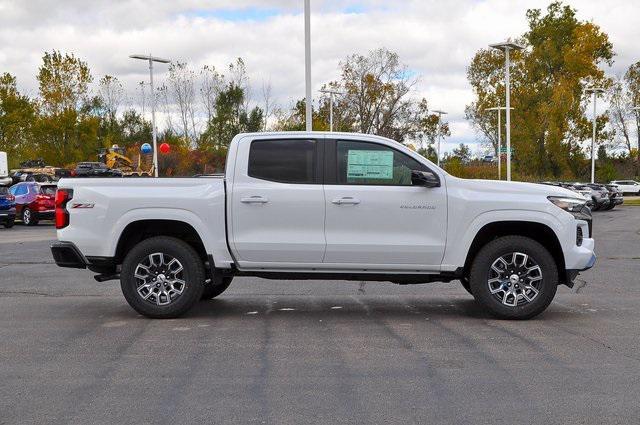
top-left (469, 236), bottom-right (558, 320)
top-left (121, 236), bottom-right (205, 318)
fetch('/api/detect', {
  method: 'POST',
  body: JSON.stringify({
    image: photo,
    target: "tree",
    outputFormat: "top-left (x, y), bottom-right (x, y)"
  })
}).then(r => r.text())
top-left (452, 143), bottom-right (472, 162)
top-left (199, 82), bottom-right (263, 150)
top-left (328, 48), bottom-right (420, 141)
top-left (465, 2), bottom-right (614, 179)
top-left (35, 51), bottom-right (99, 165)
top-left (168, 62), bottom-right (198, 145)
top-left (0, 73), bottom-right (37, 166)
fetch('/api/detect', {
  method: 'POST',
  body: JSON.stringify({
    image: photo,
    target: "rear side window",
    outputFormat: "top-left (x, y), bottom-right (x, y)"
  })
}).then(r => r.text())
top-left (40, 186), bottom-right (56, 196)
top-left (336, 140), bottom-right (426, 186)
top-left (248, 139), bottom-right (317, 184)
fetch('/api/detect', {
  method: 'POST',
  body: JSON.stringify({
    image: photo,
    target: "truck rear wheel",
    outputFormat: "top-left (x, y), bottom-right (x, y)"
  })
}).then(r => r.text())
top-left (469, 236), bottom-right (558, 320)
top-left (201, 276), bottom-right (233, 300)
top-left (120, 236), bottom-right (205, 318)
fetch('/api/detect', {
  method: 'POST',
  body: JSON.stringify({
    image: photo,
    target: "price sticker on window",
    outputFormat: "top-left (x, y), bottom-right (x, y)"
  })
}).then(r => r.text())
top-left (347, 150), bottom-right (394, 179)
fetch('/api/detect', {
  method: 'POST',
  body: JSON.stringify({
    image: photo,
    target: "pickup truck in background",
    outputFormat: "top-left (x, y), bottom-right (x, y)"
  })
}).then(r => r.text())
top-left (51, 132), bottom-right (596, 319)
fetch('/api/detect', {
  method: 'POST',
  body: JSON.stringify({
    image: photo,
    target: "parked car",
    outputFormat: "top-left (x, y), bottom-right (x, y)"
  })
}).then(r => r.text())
top-left (73, 162), bottom-right (122, 178)
top-left (481, 155), bottom-right (496, 163)
top-left (52, 132), bottom-right (595, 320)
top-left (602, 184), bottom-right (623, 210)
top-left (9, 182), bottom-right (56, 225)
top-left (566, 183), bottom-right (609, 211)
top-left (0, 186), bottom-right (16, 228)
top-left (539, 182), bottom-right (594, 209)
top-left (609, 180), bottom-right (640, 195)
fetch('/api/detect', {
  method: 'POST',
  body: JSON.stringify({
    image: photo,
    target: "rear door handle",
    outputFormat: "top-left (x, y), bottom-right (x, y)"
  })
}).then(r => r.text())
top-left (241, 196), bottom-right (269, 204)
top-left (332, 197), bottom-right (360, 205)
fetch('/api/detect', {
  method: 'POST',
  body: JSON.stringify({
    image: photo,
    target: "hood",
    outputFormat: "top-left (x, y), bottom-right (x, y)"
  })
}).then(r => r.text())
top-left (447, 176), bottom-right (579, 198)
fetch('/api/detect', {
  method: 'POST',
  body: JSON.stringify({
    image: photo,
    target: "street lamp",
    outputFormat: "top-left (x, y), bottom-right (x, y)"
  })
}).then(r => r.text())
top-left (485, 106), bottom-right (514, 180)
top-left (585, 86), bottom-right (605, 184)
top-left (431, 110), bottom-right (448, 167)
top-left (319, 89), bottom-right (344, 131)
top-left (304, 0), bottom-right (312, 131)
top-left (130, 54), bottom-right (171, 178)
top-left (490, 40), bottom-right (524, 181)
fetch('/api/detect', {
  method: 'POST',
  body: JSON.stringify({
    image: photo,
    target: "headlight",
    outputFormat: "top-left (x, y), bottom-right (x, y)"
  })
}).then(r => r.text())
top-left (547, 196), bottom-right (587, 213)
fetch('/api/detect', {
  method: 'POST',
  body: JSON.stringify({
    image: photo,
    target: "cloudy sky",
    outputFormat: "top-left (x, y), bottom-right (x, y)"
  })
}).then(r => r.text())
top-left (0, 0), bottom-right (638, 152)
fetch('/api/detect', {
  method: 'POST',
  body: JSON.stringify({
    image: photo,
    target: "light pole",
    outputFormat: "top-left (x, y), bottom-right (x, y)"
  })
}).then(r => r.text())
top-left (319, 89), bottom-right (344, 131)
top-left (485, 106), bottom-right (513, 180)
top-left (585, 86), bottom-right (605, 183)
top-left (490, 40), bottom-right (524, 181)
top-left (304, 0), bottom-right (312, 131)
top-left (432, 110), bottom-right (448, 167)
top-left (130, 54), bottom-right (170, 178)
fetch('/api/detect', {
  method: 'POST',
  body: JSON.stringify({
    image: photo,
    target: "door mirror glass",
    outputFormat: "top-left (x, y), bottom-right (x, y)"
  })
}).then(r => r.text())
top-left (411, 170), bottom-right (440, 187)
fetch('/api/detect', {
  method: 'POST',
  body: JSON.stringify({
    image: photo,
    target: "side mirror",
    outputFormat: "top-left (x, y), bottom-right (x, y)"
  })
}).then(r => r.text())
top-left (411, 170), bottom-right (440, 188)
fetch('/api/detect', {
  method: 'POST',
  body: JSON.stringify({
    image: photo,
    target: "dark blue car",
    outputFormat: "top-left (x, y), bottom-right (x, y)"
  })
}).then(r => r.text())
top-left (0, 185), bottom-right (16, 228)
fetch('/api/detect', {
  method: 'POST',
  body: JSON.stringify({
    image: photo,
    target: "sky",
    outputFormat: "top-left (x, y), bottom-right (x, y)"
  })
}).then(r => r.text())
top-left (0, 0), bottom-right (638, 154)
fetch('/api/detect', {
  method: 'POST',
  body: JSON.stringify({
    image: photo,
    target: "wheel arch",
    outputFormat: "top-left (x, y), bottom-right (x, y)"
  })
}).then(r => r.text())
top-left (115, 219), bottom-right (208, 264)
top-left (462, 221), bottom-right (566, 282)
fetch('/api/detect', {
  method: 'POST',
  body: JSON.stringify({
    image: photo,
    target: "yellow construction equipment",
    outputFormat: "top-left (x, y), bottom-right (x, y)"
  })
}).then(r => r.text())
top-left (98, 145), bottom-right (153, 177)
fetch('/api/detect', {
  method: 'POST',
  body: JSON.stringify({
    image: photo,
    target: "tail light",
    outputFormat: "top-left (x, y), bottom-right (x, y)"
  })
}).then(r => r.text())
top-left (7, 195), bottom-right (14, 202)
top-left (55, 189), bottom-right (73, 229)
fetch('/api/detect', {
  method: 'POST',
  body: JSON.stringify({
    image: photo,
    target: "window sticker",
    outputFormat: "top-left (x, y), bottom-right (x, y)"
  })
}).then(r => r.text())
top-left (347, 150), bottom-right (394, 179)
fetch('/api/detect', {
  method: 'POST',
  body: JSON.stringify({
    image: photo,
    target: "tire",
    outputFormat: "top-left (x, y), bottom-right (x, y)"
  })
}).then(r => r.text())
top-left (603, 203), bottom-right (614, 211)
top-left (120, 236), bottom-right (205, 319)
top-left (590, 198), bottom-right (600, 211)
top-left (460, 277), bottom-right (473, 295)
top-left (469, 235), bottom-right (558, 320)
top-left (22, 208), bottom-right (38, 226)
top-left (3, 217), bottom-right (15, 228)
top-left (201, 276), bottom-right (233, 300)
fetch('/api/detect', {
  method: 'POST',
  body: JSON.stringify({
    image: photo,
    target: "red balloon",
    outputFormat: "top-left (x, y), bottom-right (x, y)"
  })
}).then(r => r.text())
top-left (159, 143), bottom-right (170, 154)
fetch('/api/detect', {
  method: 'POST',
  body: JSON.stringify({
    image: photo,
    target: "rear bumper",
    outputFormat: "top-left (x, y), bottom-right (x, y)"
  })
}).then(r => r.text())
top-left (0, 208), bottom-right (16, 222)
top-left (35, 210), bottom-right (55, 220)
top-left (51, 241), bottom-right (87, 269)
top-left (51, 241), bottom-right (117, 273)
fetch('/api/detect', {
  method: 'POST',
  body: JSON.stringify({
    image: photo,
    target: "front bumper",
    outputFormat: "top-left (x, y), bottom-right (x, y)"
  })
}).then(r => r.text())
top-left (611, 197), bottom-right (623, 205)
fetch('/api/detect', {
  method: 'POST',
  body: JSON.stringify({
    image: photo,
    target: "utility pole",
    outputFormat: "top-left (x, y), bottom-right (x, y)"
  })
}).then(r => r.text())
top-left (585, 86), bottom-right (605, 183)
top-left (319, 89), bottom-right (344, 131)
top-left (130, 54), bottom-right (171, 178)
top-left (490, 40), bottom-right (524, 181)
top-left (485, 106), bottom-right (513, 180)
top-left (432, 110), bottom-right (448, 167)
top-left (304, 0), bottom-right (312, 131)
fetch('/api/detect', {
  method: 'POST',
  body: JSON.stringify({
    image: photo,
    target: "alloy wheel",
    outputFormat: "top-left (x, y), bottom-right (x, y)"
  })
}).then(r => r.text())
top-left (487, 252), bottom-right (542, 307)
top-left (134, 252), bottom-right (186, 306)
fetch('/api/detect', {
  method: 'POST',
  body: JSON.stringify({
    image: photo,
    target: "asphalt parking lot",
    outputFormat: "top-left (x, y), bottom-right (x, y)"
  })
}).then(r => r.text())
top-left (1, 208), bottom-right (639, 424)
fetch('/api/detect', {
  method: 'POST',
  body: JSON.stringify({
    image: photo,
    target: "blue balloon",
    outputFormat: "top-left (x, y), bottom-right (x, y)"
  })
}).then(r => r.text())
top-left (141, 143), bottom-right (152, 154)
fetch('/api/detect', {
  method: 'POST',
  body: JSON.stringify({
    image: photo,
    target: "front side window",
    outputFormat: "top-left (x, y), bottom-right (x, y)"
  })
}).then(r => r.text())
top-left (337, 140), bottom-right (425, 186)
top-left (248, 139), bottom-right (317, 184)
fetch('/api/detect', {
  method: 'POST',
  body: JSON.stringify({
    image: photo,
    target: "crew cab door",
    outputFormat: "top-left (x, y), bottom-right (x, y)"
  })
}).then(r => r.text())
top-left (323, 139), bottom-right (447, 269)
top-left (229, 137), bottom-right (326, 265)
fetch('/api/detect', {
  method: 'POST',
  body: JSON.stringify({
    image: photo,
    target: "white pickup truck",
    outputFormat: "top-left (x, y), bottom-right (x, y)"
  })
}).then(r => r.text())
top-left (51, 132), bottom-right (595, 319)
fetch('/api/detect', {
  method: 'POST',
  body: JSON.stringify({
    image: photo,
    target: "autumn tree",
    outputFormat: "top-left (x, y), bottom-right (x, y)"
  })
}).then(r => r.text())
top-left (466, 2), bottom-right (614, 179)
top-left (34, 51), bottom-right (99, 165)
top-left (0, 73), bottom-right (37, 167)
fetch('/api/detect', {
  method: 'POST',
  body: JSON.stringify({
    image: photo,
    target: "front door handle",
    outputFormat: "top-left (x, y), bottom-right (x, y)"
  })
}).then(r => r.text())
top-left (241, 196), bottom-right (269, 204)
top-left (332, 197), bottom-right (360, 205)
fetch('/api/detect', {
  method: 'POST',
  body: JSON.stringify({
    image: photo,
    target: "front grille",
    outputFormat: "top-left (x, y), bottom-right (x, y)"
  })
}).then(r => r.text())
top-left (576, 226), bottom-right (583, 246)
